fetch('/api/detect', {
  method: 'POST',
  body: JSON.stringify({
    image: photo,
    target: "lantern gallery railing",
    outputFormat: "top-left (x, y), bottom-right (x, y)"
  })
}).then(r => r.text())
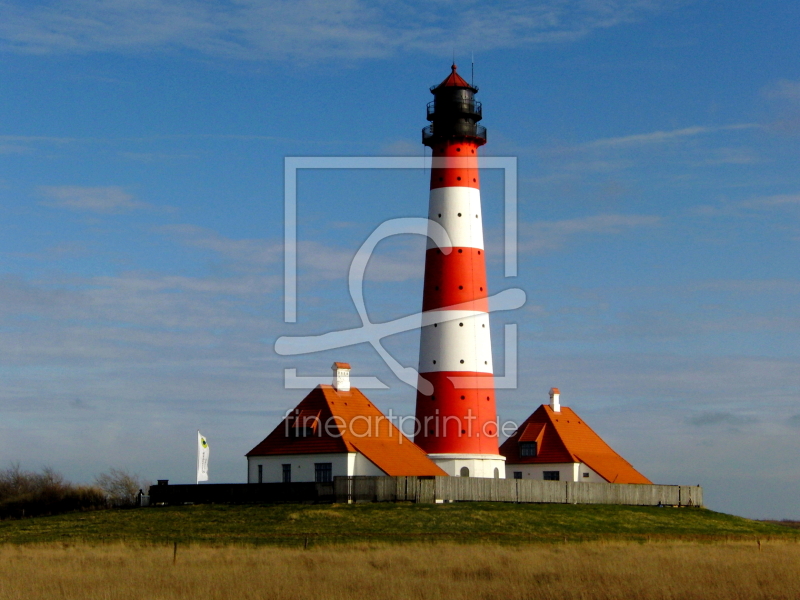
top-left (422, 123), bottom-right (487, 144)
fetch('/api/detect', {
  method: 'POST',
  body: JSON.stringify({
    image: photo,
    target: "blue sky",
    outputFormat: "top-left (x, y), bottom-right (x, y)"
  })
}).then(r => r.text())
top-left (1, 0), bottom-right (798, 519)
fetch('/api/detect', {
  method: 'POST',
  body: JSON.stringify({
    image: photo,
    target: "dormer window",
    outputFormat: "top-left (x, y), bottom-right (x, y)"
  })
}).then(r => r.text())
top-left (519, 442), bottom-right (537, 457)
top-left (291, 409), bottom-right (321, 438)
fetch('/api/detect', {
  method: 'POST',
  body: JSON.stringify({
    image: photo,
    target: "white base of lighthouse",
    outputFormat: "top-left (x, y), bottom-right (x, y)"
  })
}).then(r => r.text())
top-left (427, 454), bottom-right (506, 479)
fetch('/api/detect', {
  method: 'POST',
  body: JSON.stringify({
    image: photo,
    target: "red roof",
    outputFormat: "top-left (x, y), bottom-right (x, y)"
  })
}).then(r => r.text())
top-left (500, 405), bottom-right (651, 484)
top-left (247, 385), bottom-right (446, 477)
top-left (433, 64), bottom-right (472, 91)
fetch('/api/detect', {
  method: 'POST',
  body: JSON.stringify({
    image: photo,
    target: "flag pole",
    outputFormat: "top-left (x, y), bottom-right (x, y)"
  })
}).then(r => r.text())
top-left (196, 429), bottom-right (199, 485)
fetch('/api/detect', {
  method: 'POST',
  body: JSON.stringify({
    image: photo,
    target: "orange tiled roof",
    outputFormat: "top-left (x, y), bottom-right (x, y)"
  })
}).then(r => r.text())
top-left (500, 405), bottom-right (651, 484)
top-left (246, 385), bottom-right (445, 477)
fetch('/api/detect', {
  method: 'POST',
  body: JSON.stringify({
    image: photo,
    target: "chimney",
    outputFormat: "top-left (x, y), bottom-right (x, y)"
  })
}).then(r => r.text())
top-left (332, 362), bottom-right (351, 392)
top-left (549, 387), bottom-right (560, 412)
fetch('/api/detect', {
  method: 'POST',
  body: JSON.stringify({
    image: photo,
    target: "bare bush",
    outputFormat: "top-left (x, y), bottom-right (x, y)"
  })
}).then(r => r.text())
top-left (0, 465), bottom-right (106, 519)
top-left (94, 468), bottom-right (151, 507)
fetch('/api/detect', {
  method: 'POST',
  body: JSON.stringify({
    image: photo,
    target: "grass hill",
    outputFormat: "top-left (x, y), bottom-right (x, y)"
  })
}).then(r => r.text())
top-left (1, 502), bottom-right (796, 546)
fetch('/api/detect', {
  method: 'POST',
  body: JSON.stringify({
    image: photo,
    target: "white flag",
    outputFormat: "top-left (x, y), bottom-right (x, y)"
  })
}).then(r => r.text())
top-left (197, 431), bottom-right (209, 483)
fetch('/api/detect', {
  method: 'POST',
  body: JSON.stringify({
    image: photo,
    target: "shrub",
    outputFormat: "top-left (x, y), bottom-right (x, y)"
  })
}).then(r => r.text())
top-left (0, 465), bottom-right (107, 519)
top-left (94, 468), bottom-right (151, 507)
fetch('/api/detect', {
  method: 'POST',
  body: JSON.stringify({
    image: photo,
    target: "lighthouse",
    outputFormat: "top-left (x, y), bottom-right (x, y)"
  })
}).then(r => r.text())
top-left (414, 65), bottom-right (506, 478)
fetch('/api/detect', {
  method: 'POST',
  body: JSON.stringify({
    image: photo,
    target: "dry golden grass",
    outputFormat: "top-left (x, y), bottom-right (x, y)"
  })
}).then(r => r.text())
top-left (2, 540), bottom-right (799, 600)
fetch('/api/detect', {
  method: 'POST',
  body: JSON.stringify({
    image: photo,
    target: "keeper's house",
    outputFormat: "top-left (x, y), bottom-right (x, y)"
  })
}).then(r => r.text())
top-left (246, 363), bottom-right (445, 483)
top-left (500, 388), bottom-right (651, 484)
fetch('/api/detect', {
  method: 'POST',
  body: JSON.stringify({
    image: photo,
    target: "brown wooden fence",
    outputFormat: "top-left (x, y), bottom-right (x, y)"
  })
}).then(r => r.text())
top-left (148, 477), bottom-right (702, 508)
top-left (334, 476), bottom-right (702, 507)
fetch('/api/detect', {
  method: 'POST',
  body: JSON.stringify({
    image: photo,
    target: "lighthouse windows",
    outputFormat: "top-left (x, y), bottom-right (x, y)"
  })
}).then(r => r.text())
top-left (460, 395), bottom-right (465, 400)
top-left (458, 249), bottom-right (463, 253)
top-left (460, 360), bottom-right (465, 364)
top-left (456, 147), bottom-right (461, 152)
top-left (459, 322), bottom-right (463, 327)
top-left (458, 285), bottom-right (463, 290)
top-left (432, 360), bottom-right (437, 364)
top-left (457, 212), bottom-right (462, 216)
top-left (457, 177), bottom-right (461, 181)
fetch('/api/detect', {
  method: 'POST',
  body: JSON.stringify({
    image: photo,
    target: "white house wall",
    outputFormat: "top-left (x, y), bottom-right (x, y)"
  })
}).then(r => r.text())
top-left (247, 452), bottom-right (386, 483)
top-left (428, 454), bottom-right (506, 479)
top-left (505, 462), bottom-right (604, 483)
top-left (353, 452), bottom-right (387, 477)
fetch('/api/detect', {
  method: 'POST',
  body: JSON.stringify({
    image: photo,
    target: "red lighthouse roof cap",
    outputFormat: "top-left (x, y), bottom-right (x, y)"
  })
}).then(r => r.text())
top-left (432, 63), bottom-right (475, 92)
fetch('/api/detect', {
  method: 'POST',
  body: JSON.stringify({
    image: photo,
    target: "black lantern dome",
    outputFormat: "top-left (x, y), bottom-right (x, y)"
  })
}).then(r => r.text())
top-left (422, 64), bottom-right (486, 147)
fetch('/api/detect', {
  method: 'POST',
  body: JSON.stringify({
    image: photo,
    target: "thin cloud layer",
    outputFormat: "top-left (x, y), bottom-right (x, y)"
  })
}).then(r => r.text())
top-left (578, 124), bottom-right (759, 150)
top-left (519, 213), bottom-right (661, 254)
top-left (39, 185), bottom-right (151, 213)
top-left (160, 224), bottom-right (425, 282)
top-left (0, 0), bottom-right (668, 60)
top-left (685, 411), bottom-right (750, 427)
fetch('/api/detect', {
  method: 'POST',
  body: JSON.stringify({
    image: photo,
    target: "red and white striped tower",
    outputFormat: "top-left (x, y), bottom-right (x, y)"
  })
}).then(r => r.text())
top-left (414, 65), bottom-right (505, 478)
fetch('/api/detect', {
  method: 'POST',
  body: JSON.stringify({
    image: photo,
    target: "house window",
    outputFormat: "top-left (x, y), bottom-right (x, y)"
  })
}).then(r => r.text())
top-left (460, 467), bottom-right (470, 477)
top-left (519, 442), bottom-right (537, 457)
top-left (314, 463), bottom-right (332, 483)
top-left (493, 468), bottom-right (500, 479)
top-left (513, 471), bottom-right (522, 480)
top-left (583, 472), bottom-right (590, 478)
top-left (258, 465), bottom-right (263, 484)
top-left (543, 471), bottom-right (560, 481)
top-left (282, 464), bottom-right (291, 483)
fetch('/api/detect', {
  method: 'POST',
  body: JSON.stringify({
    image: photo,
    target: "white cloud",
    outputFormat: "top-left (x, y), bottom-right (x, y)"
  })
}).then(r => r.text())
top-left (738, 193), bottom-right (800, 209)
top-left (158, 224), bottom-right (283, 268)
top-left (685, 411), bottom-right (751, 427)
top-left (693, 279), bottom-right (800, 295)
top-left (519, 213), bottom-right (661, 253)
top-left (693, 193), bottom-right (800, 217)
top-left (160, 223), bottom-right (425, 282)
top-left (39, 185), bottom-right (151, 213)
top-left (0, 0), bottom-right (669, 60)
top-left (579, 124), bottom-right (759, 150)
top-left (763, 79), bottom-right (800, 102)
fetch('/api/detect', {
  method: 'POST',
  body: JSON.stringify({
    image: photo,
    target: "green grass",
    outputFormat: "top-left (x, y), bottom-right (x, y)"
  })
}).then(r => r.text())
top-left (0, 503), bottom-right (796, 547)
